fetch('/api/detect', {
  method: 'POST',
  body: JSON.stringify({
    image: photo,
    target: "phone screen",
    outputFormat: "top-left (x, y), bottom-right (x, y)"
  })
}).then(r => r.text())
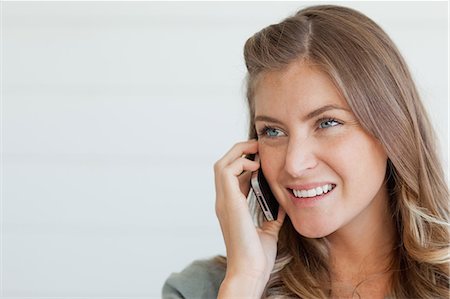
top-left (250, 156), bottom-right (279, 221)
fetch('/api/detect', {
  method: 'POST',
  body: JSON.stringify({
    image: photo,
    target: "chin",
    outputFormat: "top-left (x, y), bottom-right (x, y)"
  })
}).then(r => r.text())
top-left (289, 215), bottom-right (337, 239)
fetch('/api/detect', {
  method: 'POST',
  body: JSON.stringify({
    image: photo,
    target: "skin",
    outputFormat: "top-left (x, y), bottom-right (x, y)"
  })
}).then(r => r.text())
top-left (254, 61), bottom-right (390, 240)
top-left (215, 140), bottom-right (286, 298)
top-left (215, 61), bottom-right (395, 298)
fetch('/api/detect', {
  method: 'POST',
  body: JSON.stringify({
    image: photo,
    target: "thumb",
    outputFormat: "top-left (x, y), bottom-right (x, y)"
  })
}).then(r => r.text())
top-left (260, 207), bottom-right (286, 236)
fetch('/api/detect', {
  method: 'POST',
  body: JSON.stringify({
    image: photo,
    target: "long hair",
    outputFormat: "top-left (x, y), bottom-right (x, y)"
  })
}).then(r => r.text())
top-left (237, 4), bottom-right (449, 298)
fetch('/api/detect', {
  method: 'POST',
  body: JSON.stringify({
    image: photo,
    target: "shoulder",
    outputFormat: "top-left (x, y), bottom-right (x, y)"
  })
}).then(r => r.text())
top-left (162, 257), bottom-right (226, 299)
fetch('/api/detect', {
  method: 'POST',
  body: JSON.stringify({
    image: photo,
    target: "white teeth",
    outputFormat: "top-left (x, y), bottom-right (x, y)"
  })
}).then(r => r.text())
top-left (292, 184), bottom-right (334, 198)
top-left (307, 189), bottom-right (316, 197)
top-left (315, 186), bottom-right (323, 195)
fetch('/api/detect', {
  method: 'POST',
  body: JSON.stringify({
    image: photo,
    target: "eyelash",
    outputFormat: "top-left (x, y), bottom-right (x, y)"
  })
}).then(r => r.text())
top-left (317, 117), bottom-right (342, 129)
top-left (257, 117), bottom-right (342, 138)
top-left (257, 125), bottom-right (283, 138)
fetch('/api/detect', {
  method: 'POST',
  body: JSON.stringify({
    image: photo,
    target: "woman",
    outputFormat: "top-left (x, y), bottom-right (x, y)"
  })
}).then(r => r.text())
top-left (163, 5), bottom-right (449, 298)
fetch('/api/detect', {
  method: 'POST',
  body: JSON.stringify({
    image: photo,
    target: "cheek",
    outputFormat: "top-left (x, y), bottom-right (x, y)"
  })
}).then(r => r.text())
top-left (258, 142), bottom-right (286, 183)
top-left (325, 131), bottom-right (387, 189)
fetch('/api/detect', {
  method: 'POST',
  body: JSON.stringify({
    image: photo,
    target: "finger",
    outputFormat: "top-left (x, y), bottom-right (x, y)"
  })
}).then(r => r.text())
top-left (215, 158), bottom-right (259, 212)
top-left (215, 157), bottom-right (259, 191)
top-left (217, 140), bottom-right (258, 167)
top-left (216, 158), bottom-right (259, 212)
top-left (224, 157), bottom-right (260, 178)
top-left (221, 158), bottom-right (259, 195)
top-left (238, 170), bottom-right (253, 196)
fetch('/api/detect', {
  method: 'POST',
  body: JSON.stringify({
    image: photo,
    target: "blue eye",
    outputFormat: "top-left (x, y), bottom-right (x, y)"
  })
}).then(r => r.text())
top-left (319, 118), bottom-right (341, 129)
top-left (266, 128), bottom-right (282, 137)
top-left (258, 126), bottom-right (286, 138)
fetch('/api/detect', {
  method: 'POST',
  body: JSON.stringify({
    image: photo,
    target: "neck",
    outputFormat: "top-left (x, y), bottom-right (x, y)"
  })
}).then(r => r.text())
top-left (326, 186), bottom-right (396, 296)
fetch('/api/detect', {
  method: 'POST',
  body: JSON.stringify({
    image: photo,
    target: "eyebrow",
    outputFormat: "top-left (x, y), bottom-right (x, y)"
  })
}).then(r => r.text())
top-left (254, 104), bottom-right (351, 124)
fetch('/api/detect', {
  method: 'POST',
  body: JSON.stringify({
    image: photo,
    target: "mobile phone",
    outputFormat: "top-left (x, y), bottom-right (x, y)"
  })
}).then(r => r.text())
top-left (250, 155), bottom-right (279, 221)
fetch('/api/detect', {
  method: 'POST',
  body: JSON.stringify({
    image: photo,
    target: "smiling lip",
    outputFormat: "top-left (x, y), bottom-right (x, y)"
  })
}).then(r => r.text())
top-left (286, 182), bottom-right (335, 191)
top-left (286, 183), bottom-right (336, 207)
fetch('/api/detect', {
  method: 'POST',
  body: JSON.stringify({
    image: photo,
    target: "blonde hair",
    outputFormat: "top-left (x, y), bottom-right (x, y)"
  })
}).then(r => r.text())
top-left (217, 4), bottom-right (449, 298)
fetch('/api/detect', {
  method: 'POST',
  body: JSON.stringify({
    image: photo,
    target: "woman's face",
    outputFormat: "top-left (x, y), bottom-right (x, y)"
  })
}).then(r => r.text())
top-left (254, 62), bottom-right (389, 238)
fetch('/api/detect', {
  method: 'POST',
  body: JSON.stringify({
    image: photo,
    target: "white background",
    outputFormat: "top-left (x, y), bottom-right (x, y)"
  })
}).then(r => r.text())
top-left (1, 1), bottom-right (448, 298)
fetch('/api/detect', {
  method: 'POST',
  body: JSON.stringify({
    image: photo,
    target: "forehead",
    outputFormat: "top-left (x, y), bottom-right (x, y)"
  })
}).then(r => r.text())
top-left (253, 62), bottom-right (349, 114)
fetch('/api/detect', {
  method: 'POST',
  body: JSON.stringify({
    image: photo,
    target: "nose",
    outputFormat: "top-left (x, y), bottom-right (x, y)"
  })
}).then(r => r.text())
top-left (283, 135), bottom-right (318, 178)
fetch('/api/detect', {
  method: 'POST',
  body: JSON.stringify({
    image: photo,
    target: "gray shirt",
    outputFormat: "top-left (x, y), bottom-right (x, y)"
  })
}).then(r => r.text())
top-left (162, 259), bottom-right (226, 299)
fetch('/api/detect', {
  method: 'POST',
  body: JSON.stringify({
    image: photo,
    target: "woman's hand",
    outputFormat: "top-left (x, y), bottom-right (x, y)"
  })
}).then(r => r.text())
top-left (214, 140), bottom-right (286, 298)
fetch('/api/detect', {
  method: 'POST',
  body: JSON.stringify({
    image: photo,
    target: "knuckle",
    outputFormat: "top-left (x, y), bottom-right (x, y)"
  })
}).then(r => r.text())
top-left (215, 204), bottom-right (221, 216)
top-left (222, 167), bottom-right (233, 177)
top-left (213, 160), bottom-right (223, 172)
top-left (233, 141), bottom-right (246, 150)
top-left (236, 141), bottom-right (246, 147)
top-left (215, 203), bottom-right (224, 218)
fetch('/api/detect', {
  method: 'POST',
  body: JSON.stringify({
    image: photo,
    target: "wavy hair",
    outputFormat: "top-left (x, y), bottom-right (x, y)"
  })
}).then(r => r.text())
top-left (217, 4), bottom-right (449, 298)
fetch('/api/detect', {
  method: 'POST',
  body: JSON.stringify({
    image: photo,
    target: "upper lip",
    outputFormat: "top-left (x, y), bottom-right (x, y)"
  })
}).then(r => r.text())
top-left (286, 182), bottom-right (336, 191)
